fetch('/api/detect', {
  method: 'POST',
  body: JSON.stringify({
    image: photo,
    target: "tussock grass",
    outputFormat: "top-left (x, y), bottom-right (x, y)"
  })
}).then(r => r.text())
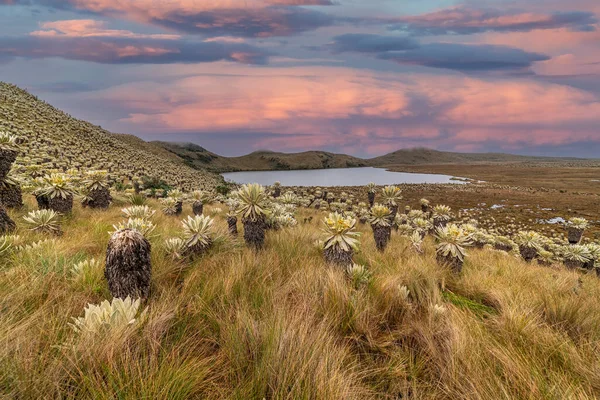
top-left (2, 199), bottom-right (600, 399)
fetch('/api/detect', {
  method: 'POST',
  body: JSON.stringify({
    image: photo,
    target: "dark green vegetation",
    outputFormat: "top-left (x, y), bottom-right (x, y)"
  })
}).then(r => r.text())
top-left (155, 142), bottom-right (368, 172)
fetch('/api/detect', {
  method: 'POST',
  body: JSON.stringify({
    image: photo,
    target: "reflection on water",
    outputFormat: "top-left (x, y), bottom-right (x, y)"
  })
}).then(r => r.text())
top-left (222, 167), bottom-right (466, 187)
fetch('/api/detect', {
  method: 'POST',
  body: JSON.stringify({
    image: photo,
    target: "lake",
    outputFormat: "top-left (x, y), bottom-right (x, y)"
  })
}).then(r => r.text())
top-left (222, 167), bottom-right (466, 187)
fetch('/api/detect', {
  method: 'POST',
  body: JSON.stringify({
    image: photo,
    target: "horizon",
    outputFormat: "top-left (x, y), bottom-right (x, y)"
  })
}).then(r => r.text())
top-left (1, 0), bottom-right (599, 158)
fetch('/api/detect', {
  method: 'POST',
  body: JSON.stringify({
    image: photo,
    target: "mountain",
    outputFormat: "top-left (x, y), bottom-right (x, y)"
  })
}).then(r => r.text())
top-left (0, 82), bottom-right (221, 191)
top-left (367, 147), bottom-right (588, 166)
top-left (155, 142), bottom-right (368, 172)
top-left (156, 142), bottom-right (594, 173)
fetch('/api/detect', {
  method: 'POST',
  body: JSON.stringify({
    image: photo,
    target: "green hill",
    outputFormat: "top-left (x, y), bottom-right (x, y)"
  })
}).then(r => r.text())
top-left (155, 141), bottom-right (368, 172)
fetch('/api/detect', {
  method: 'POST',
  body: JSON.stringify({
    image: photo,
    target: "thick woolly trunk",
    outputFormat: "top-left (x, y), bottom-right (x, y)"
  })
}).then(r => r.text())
top-left (192, 201), bottom-right (204, 216)
top-left (372, 224), bottom-right (391, 252)
top-left (37, 194), bottom-right (73, 214)
top-left (583, 260), bottom-right (595, 270)
top-left (314, 202), bottom-right (320, 210)
top-left (227, 216), bottom-right (238, 236)
top-left (564, 259), bottom-right (585, 270)
top-left (0, 183), bottom-right (23, 208)
top-left (184, 238), bottom-right (212, 259)
top-left (519, 246), bottom-right (537, 262)
top-left (323, 245), bottom-right (353, 268)
top-left (36, 194), bottom-right (50, 210)
top-left (538, 260), bottom-right (552, 267)
top-left (49, 195), bottom-right (74, 214)
top-left (105, 229), bottom-right (152, 300)
top-left (421, 204), bottom-right (430, 213)
top-left (0, 204), bottom-right (16, 235)
top-left (368, 192), bottom-right (375, 208)
top-left (436, 254), bottom-right (463, 273)
top-left (0, 149), bottom-right (17, 179)
top-left (327, 198), bottom-right (333, 204)
top-left (359, 216), bottom-right (368, 225)
top-left (272, 188), bottom-right (281, 198)
top-left (567, 228), bottom-right (584, 244)
top-left (389, 204), bottom-right (399, 217)
top-left (243, 217), bottom-right (266, 250)
top-left (84, 187), bottom-right (112, 209)
top-left (175, 201), bottom-right (183, 216)
top-left (494, 243), bottom-right (513, 252)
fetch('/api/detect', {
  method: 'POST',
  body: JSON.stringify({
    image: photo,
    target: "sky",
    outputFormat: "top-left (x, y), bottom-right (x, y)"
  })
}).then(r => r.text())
top-left (0, 0), bottom-right (599, 158)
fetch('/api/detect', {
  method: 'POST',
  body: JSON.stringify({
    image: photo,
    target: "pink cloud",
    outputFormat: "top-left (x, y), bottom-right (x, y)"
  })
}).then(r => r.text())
top-left (50, 0), bottom-right (335, 37)
top-left (84, 64), bottom-right (600, 154)
top-left (30, 19), bottom-right (180, 39)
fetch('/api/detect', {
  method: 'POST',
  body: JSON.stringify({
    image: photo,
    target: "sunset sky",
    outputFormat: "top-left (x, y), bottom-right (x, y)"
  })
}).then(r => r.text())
top-left (1, 0), bottom-right (599, 157)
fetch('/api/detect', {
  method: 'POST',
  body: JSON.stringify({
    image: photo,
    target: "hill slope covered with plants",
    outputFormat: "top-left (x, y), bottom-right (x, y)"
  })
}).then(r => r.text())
top-left (0, 82), bottom-right (221, 191)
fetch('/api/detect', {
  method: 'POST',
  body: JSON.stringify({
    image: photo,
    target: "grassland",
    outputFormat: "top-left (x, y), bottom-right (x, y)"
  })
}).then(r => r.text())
top-left (3, 195), bottom-right (600, 399)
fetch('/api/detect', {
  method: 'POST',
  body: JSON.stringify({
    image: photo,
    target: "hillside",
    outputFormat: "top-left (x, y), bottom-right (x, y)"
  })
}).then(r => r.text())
top-left (0, 82), bottom-right (221, 190)
top-left (156, 142), bottom-right (368, 172)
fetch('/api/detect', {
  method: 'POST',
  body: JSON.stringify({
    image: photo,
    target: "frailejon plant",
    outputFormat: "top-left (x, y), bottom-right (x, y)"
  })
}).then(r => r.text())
top-left (346, 263), bottom-right (372, 289)
top-left (122, 205), bottom-right (155, 220)
top-left (562, 245), bottom-right (592, 270)
top-left (81, 170), bottom-right (112, 209)
top-left (367, 182), bottom-right (376, 207)
top-left (167, 189), bottom-right (184, 215)
top-left (225, 197), bottom-right (239, 236)
top-left (71, 258), bottom-right (101, 277)
top-left (536, 250), bottom-right (555, 267)
top-left (35, 173), bottom-right (77, 214)
top-left (237, 183), bottom-right (268, 250)
top-left (585, 243), bottom-right (600, 270)
top-left (435, 224), bottom-right (472, 273)
top-left (112, 218), bottom-right (156, 238)
top-left (567, 217), bottom-right (588, 244)
top-left (105, 228), bottom-right (152, 300)
top-left (410, 230), bottom-right (424, 254)
top-left (432, 205), bottom-right (452, 229)
top-left (70, 297), bottom-right (147, 336)
top-left (272, 181), bottom-right (282, 198)
top-left (160, 197), bottom-right (180, 216)
top-left (369, 204), bottom-right (392, 252)
top-left (420, 198), bottom-right (430, 213)
top-left (191, 190), bottom-right (212, 216)
top-left (181, 215), bottom-right (214, 257)
top-left (494, 235), bottom-right (516, 252)
top-left (322, 212), bottom-right (360, 268)
top-left (164, 237), bottom-right (185, 260)
top-left (381, 186), bottom-right (402, 216)
top-left (413, 217), bottom-right (431, 239)
top-left (23, 209), bottom-right (62, 236)
top-left (515, 231), bottom-right (542, 262)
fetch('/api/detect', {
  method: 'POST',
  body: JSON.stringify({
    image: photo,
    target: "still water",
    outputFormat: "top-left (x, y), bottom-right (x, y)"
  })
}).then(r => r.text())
top-left (222, 167), bottom-right (465, 187)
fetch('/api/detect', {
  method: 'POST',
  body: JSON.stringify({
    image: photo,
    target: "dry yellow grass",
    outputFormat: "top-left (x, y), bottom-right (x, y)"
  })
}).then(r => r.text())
top-left (2, 197), bottom-right (600, 399)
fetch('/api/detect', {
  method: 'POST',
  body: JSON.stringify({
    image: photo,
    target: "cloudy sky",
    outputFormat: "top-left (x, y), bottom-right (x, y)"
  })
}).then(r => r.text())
top-left (1, 0), bottom-right (599, 157)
